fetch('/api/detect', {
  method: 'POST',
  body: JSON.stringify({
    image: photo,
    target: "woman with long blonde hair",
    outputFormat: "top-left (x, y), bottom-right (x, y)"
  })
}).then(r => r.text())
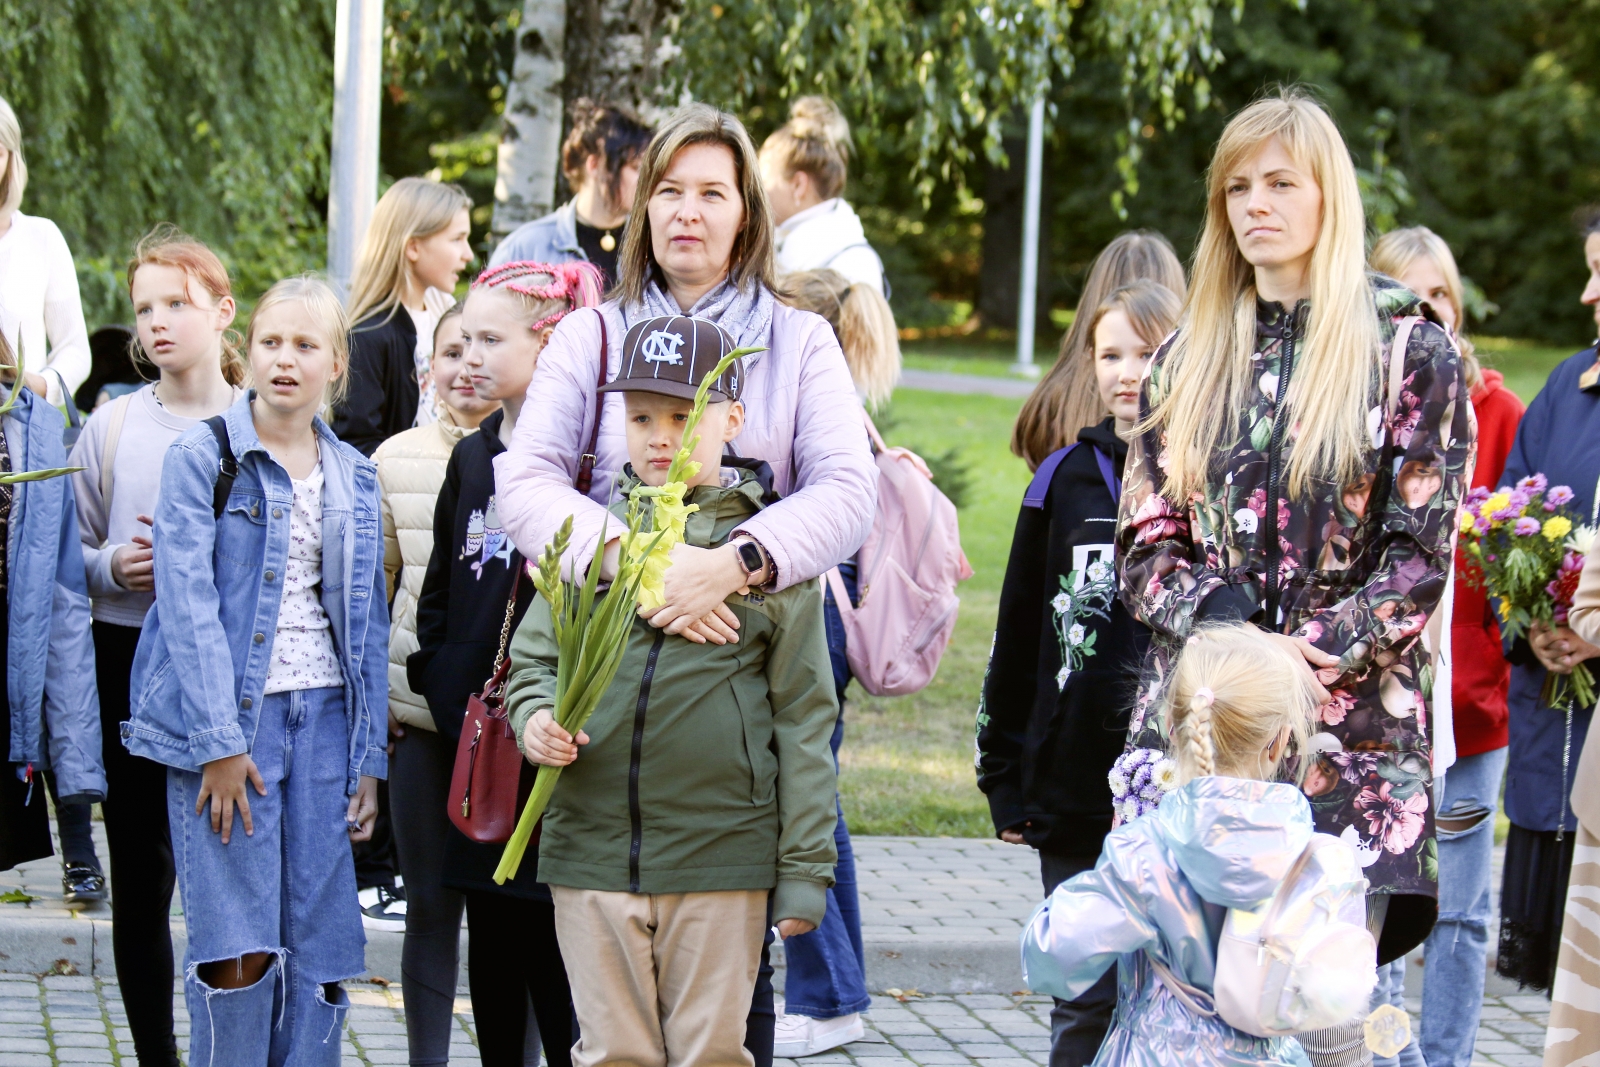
top-left (332, 177), bottom-right (474, 456)
top-left (1116, 90), bottom-right (1473, 1062)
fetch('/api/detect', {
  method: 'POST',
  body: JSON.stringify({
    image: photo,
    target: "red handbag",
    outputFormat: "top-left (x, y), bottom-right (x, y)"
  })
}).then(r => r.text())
top-left (445, 310), bottom-right (611, 844)
top-left (447, 567), bottom-right (530, 843)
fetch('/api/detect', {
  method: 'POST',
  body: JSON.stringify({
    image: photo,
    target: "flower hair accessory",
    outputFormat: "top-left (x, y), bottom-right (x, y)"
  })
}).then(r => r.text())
top-left (473, 260), bottom-right (606, 331)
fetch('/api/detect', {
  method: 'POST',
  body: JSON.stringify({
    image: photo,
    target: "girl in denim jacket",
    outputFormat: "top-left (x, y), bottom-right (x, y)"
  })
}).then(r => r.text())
top-left (126, 276), bottom-right (389, 1067)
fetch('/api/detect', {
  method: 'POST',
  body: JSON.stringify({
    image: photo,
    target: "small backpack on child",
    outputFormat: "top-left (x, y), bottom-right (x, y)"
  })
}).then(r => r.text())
top-left (1149, 833), bottom-right (1377, 1037)
top-left (824, 411), bottom-right (972, 697)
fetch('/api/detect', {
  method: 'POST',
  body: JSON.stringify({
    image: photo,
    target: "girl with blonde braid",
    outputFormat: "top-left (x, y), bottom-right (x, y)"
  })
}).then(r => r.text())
top-left (1023, 623), bottom-right (1368, 1067)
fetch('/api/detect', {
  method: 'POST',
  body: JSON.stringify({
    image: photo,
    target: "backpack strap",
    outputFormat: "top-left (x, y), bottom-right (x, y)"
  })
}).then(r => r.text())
top-left (97, 391), bottom-right (132, 522)
top-left (1146, 955), bottom-right (1219, 1018)
top-left (1023, 443), bottom-right (1120, 510)
top-left (204, 415), bottom-right (238, 520)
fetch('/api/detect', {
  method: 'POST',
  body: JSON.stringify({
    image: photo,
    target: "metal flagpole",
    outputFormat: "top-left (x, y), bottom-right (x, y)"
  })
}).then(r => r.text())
top-left (327, 0), bottom-right (385, 299)
top-left (1013, 95), bottom-right (1045, 378)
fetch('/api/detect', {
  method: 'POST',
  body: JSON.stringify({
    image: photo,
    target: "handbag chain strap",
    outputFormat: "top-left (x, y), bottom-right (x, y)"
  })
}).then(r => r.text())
top-left (488, 561), bottom-right (523, 695)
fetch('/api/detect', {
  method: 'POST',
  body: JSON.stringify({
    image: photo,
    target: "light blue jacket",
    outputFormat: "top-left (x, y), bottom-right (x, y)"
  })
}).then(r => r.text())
top-left (1022, 778), bottom-right (1316, 1067)
top-left (489, 200), bottom-right (585, 269)
top-left (5, 388), bottom-right (103, 802)
top-left (125, 394), bottom-right (388, 792)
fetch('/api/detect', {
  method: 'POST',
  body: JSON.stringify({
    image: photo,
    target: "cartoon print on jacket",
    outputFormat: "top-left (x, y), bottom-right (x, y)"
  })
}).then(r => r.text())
top-left (1116, 276), bottom-right (1475, 899)
top-left (462, 496), bottom-right (516, 579)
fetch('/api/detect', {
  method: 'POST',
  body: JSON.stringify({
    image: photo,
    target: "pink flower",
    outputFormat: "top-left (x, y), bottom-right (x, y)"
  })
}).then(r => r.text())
top-left (1392, 406), bottom-right (1422, 450)
top-left (1548, 485), bottom-right (1575, 507)
top-left (1321, 688), bottom-right (1356, 726)
top-left (1465, 486), bottom-right (1492, 509)
top-left (1131, 493), bottom-right (1187, 545)
top-left (1514, 517), bottom-right (1542, 537)
top-left (1517, 473), bottom-right (1550, 494)
top-left (1354, 781), bottom-right (1429, 855)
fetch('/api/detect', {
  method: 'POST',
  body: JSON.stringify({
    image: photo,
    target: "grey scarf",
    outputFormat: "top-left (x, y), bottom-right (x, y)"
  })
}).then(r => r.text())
top-left (623, 275), bottom-right (775, 351)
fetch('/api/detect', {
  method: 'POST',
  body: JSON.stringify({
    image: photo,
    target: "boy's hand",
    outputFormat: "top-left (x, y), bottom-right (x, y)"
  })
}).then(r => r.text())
top-left (347, 776), bottom-right (379, 841)
top-left (197, 753), bottom-right (267, 844)
top-left (522, 708), bottom-right (587, 766)
top-left (775, 919), bottom-right (817, 939)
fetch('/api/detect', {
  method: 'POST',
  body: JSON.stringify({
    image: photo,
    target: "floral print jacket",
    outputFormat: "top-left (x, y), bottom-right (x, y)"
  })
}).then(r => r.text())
top-left (1117, 276), bottom-right (1474, 904)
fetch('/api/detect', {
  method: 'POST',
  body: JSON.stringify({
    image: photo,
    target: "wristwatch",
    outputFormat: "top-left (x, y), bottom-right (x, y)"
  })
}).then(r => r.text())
top-left (732, 537), bottom-right (768, 579)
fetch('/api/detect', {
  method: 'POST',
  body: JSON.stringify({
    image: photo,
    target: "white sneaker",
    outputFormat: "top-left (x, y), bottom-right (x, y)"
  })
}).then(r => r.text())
top-left (358, 884), bottom-right (407, 932)
top-left (773, 1012), bottom-right (865, 1057)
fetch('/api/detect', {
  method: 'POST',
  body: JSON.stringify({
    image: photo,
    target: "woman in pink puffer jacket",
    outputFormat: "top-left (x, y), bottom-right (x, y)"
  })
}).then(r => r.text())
top-left (494, 103), bottom-right (876, 646)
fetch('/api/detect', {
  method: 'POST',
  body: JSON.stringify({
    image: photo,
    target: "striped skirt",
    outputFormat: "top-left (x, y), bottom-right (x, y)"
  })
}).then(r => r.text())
top-left (1544, 824), bottom-right (1600, 1067)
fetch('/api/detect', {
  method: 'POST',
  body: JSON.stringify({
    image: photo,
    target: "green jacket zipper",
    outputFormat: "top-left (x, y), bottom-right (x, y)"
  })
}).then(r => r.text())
top-left (628, 630), bottom-right (667, 892)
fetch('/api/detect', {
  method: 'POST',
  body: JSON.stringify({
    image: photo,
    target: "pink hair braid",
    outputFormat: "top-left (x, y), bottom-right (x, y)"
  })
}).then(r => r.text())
top-left (472, 260), bottom-right (607, 331)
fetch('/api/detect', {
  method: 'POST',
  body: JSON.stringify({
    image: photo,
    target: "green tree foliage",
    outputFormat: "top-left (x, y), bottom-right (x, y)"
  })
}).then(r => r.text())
top-left (0, 0), bottom-right (336, 325)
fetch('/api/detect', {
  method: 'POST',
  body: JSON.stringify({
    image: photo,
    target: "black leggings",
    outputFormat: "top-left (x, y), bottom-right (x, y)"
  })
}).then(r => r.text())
top-left (464, 892), bottom-right (574, 1067)
top-left (96, 622), bottom-right (180, 1067)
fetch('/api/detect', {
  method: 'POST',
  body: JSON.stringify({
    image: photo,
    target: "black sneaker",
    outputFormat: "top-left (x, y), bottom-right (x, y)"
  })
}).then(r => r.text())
top-left (359, 884), bottom-right (406, 932)
top-left (62, 865), bottom-right (107, 905)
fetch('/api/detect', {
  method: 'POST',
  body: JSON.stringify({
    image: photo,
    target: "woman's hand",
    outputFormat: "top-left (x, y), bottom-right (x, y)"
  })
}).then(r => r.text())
top-left (522, 708), bottom-right (588, 767)
top-left (110, 514), bottom-right (156, 592)
top-left (1262, 631), bottom-right (1338, 704)
top-left (347, 776), bottom-right (379, 841)
top-left (1531, 622), bottom-right (1600, 675)
top-left (639, 542), bottom-right (753, 644)
top-left (197, 753), bottom-right (267, 844)
top-left (1000, 829), bottom-right (1026, 845)
top-left (775, 919), bottom-right (817, 939)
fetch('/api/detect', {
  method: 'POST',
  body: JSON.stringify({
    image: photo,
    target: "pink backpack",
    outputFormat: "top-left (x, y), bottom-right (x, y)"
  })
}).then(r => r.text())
top-left (824, 412), bottom-right (973, 696)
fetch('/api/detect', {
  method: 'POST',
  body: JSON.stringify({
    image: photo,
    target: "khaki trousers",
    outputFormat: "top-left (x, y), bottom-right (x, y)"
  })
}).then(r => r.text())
top-left (552, 886), bottom-right (768, 1067)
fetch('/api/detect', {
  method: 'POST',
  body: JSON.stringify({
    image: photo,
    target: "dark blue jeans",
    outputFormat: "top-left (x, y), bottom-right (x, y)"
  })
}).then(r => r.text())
top-left (780, 564), bottom-right (871, 1019)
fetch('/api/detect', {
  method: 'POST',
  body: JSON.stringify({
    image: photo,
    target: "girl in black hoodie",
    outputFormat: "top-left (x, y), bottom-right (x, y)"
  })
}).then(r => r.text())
top-left (976, 279), bottom-right (1180, 1067)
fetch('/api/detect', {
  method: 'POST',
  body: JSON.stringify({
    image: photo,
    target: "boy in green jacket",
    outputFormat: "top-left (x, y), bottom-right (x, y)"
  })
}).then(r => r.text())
top-left (506, 315), bottom-right (839, 1067)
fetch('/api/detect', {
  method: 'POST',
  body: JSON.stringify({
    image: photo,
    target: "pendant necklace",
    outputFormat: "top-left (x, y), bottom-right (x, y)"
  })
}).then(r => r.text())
top-left (599, 229), bottom-right (618, 252)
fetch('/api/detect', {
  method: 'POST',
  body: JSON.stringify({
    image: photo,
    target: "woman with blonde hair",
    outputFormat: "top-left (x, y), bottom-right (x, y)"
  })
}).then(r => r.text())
top-left (0, 94), bottom-right (91, 404)
top-left (782, 267), bottom-right (899, 408)
top-left (1011, 231), bottom-right (1186, 471)
top-left (332, 176), bottom-right (475, 456)
top-left (760, 97), bottom-right (885, 293)
top-left (1371, 226), bottom-right (1520, 1067)
top-left (1116, 89), bottom-right (1472, 1065)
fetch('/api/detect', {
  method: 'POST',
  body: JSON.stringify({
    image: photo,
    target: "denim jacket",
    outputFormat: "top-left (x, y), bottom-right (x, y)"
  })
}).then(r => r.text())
top-left (125, 393), bottom-right (388, 792)
top-left (5, 388), bottom-right (104, 802)
top-left (488, 200), bottom-right (584, 269)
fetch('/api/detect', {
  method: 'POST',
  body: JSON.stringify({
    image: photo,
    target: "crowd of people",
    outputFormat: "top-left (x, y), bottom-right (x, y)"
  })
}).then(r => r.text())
top-left (0, 70), bottom-right (1597, 1067)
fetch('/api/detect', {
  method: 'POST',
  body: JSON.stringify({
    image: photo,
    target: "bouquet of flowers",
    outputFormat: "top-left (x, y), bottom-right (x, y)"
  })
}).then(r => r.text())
top-left (494, 348), bottom-right (756, 883)
top-left (1108, 747), bottom-right (1178, 824)
top-left (1458, 474), bottom-right (1596, 709)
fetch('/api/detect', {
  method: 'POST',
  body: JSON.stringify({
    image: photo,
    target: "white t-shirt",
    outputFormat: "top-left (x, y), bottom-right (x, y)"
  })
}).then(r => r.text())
top-left (264, 464), bottom-right (344, 694)
top-left (0, 212), bottom-right (91, 405)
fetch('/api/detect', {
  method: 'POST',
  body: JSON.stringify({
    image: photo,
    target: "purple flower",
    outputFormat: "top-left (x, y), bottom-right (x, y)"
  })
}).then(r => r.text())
top-left (1548, 485), bottom-right (1576, 507)
top-left (1517, 474), bottom-right (1549, 494)
top-left (1514, 517), bottom-right (1542, 537)
top-left (1474, 515), bottom-right (1491, 535)
top-left (1509, 489), bottom-right (1532, 510)
top-left (1465, 486), bottom-right (1492, 508)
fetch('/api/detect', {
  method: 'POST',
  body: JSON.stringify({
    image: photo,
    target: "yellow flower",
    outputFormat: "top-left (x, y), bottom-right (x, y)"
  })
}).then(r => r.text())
top-left (1544, 516), bottom-right (1574, 541)
top-left (1481, 492), bottom-right (1511, 526)
top-left (1458, 510), bottom-right (1475, 534)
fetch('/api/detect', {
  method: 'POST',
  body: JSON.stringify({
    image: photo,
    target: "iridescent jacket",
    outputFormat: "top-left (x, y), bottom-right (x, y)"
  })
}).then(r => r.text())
top-left (1021, 778), bottom-right (1316, 1067)
top-left (1116, 277), bottom-right (1473, 958)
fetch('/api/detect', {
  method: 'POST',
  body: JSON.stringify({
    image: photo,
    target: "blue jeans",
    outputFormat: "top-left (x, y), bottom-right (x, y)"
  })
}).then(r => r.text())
top-left (1370, 958), bottom-right (1425, 1067)
top-left (1420, 746), bottom-right (1507, 1067)
top-left (780, 709), bottom-right (871, 1019)
top-left (169, 687), bottom-right (366, 1067)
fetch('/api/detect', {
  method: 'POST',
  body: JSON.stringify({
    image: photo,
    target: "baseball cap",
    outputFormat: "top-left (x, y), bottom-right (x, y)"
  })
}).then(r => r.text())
top-left (600, 315), bottom-right (745, 402)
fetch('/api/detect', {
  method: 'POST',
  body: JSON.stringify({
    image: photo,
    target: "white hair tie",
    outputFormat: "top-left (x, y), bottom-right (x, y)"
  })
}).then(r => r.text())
top-left (1193, 687), bottom-right (1216, 707)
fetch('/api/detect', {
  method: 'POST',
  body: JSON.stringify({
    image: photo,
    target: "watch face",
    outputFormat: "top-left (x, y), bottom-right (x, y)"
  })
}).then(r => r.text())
top-left (738, 542), bottom-right (764, 574)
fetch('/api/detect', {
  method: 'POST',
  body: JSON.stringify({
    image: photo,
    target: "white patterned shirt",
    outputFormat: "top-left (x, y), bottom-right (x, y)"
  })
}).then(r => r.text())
top-left (263, 464), bottom-right (344, 694)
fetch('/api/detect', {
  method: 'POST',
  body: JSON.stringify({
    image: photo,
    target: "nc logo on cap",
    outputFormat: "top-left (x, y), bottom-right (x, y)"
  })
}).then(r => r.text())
top-left (640, 330), bottom-right (685, 365)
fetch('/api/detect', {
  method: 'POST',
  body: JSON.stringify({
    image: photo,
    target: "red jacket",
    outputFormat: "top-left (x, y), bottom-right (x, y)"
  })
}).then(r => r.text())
top-left (1452, 368), bottom-right (1525, 757)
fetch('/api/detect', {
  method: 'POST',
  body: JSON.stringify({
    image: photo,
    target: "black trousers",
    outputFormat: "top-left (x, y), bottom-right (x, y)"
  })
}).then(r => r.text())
top-left (464, 891), bottom-right (575, 1067)
top-left (1040, 852), bottom-right (1117, 1067)
top-left (95, 622), bottom-right (181, 1067)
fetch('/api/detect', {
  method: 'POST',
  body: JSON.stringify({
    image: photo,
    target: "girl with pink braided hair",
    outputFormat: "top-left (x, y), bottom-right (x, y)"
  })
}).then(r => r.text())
top-left (406, 258), bottom-right (602, 1066)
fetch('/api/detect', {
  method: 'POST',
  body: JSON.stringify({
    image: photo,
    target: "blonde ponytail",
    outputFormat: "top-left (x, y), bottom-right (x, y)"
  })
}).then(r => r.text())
top-left (1165, 624), bottom-right (1318, 785)
top-left (781, 268), bottom-right (901, 409)
top-left (760, 96), bottom-right (852, 200)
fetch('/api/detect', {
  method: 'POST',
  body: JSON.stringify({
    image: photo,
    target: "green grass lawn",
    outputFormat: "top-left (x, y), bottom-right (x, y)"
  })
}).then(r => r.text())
top-left (840, 334), bottom-right (1586, 839)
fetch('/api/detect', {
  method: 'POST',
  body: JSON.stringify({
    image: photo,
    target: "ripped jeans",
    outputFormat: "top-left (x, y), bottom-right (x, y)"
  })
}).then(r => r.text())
top-left (1420, 746), bottom-right (1508, 1067)
top-left (168, 687), bottom-right (366, 1067)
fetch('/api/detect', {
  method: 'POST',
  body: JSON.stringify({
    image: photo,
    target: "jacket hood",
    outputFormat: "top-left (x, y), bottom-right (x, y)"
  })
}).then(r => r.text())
top-left (775, 199), bottom-right (868, 262)
top-left (1472, 367), bottom-right (1506, 402)
top-left (1076, 417), bottom-right (1129, 464)
top-left (1156, 776), bottom-right (1314, 909)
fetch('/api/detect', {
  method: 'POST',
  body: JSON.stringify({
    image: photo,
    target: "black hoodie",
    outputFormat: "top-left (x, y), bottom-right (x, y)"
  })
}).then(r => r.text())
top-left (975, 419), bottom-right (1148, 858)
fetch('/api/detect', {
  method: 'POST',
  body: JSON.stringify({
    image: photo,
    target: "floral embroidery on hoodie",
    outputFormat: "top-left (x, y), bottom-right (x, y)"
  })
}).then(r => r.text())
top-left (1116, 275), bottom-right (1475, 899)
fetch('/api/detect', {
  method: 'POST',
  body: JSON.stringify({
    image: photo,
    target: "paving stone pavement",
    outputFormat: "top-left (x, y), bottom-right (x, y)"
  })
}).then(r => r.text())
top-left (0, 975), bottom-right (1557, 1067)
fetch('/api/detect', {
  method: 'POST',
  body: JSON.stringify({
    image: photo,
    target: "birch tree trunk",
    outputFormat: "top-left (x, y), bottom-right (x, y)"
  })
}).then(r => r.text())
top-left (491, 0), bottom-right (567, 237)
top-left (563, 0), bottom-right (681, 118)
